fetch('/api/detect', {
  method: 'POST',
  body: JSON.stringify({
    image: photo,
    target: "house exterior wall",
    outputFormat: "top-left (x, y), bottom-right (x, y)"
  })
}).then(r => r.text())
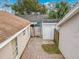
top-left (0, 26), bottom-right (30, 59)
top-left (59, 12), bottom-right (79, 59)
top-left (0, 42), bottom-right (14, 59)
top-left (16, 26), bottom-right (30, 59)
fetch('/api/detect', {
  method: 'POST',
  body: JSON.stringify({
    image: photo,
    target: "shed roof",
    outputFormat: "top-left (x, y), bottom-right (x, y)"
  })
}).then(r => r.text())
top-left (57, 4), bottom-right (79, 26)
top-left (0, 11), bottom-right (30, 43)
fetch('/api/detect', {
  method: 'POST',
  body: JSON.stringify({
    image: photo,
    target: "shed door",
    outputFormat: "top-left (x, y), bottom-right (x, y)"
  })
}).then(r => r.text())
top-left (42, 23), bottom-right (55, 40)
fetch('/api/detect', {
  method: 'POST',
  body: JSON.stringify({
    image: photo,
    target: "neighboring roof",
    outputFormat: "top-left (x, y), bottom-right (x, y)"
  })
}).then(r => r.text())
top-left (57, 4), bottom-right (79, 26)
top-left (20, 14), bottom-right (59, 23)
top-left (0, 11), bottom-right (30, 43)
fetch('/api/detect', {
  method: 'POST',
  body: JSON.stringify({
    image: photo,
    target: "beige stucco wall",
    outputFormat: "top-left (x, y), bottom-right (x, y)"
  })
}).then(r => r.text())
top-left (0, 42), bottom-right (14, 59)
top-left (0, 26), bottom-right (30, 59)
top-left (59, 12), bottom-right (79, 59)
top-left (16, 26), bottom-right (30, 59)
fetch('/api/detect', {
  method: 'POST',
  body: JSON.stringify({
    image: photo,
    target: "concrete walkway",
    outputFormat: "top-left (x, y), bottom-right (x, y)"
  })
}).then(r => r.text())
top-left (21, 37), bottom-right (64, 59)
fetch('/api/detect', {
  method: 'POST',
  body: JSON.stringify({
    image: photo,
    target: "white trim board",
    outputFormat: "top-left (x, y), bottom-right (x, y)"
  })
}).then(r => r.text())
top-left (0, 24), bottom-right (31, 49)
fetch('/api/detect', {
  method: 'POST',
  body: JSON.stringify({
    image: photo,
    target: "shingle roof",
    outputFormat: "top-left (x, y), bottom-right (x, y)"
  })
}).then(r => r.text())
top-left (0, 11), bottom-right (30, 43)
top-left (20, 14), bottom-right (59, 23)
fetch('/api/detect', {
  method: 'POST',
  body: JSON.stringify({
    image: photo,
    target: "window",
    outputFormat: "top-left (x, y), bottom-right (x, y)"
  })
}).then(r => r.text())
top-left (11, 38), bottom-right (18, 58)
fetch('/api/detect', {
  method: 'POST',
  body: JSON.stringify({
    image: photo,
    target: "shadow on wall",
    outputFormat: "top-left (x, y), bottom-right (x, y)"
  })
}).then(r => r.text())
top-left (54, 29), bottom-right (59, 47)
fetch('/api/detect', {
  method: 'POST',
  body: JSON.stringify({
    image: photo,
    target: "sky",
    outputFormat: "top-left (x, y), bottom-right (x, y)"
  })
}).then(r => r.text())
top-left (10, 0), bottom-right (16, 4)
top-left (9, 0), bottom-right (79, 4)
top-left (39, 0), bottom-right (78, 4)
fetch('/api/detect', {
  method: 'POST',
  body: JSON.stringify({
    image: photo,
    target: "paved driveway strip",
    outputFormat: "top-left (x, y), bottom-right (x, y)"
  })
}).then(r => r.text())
top-left (21, 37), bottom-right (64, 59)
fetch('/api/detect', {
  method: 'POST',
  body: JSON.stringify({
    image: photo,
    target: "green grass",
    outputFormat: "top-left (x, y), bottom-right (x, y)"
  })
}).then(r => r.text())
top-left (42, 44), bottom-right (60, 54)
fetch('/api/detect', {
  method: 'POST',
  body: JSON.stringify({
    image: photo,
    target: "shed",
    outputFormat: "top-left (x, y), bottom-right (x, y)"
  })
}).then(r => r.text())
top-left (42, 23), bottom-right (56, 40)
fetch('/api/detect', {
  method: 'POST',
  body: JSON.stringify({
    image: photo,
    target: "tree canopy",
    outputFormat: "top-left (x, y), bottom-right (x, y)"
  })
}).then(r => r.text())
top-left (49, 2), bottom-right (69, 19)
top-left (11, 0), bottom-right (47, 15)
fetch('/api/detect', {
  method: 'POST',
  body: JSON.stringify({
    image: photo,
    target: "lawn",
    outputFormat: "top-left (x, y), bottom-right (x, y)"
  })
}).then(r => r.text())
top-left (42, 44), bottom-right (60, 54)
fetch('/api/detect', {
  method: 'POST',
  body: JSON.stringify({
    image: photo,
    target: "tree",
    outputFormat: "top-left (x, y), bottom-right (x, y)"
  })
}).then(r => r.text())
top-left (56, 2), bottom-right (69, 18)
top-left (49, 2), bottom-right (69, 19)
top-left (11, 0), bottom-right (47, 15)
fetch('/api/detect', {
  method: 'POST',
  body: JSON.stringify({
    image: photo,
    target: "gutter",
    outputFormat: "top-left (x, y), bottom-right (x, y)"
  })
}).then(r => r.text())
top-left (0, 24), bottom-right (31, 49)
